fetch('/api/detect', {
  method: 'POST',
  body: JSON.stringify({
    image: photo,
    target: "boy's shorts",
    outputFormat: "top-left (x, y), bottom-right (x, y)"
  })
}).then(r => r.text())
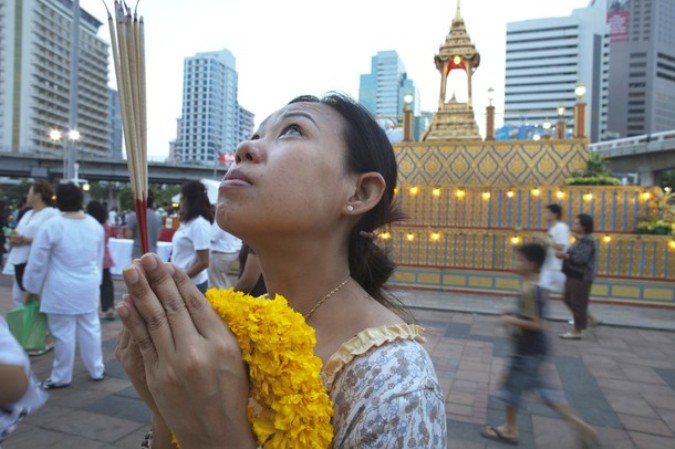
top-left (496, 353), bottom-right (565, 408)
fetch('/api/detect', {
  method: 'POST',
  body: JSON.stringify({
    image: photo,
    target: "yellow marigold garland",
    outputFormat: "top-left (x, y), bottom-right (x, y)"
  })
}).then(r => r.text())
top-left (203, 288), bottom-right (334, 448)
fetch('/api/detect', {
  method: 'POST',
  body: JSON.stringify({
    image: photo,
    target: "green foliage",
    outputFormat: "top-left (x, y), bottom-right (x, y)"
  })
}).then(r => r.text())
top-left (0, 180), bottom-right (32, 207)
top-left (660, 170), bottom-right (675, 190)
top-left (566, 152), bottom-right (620, 186)
top-left (565, 176), bottom-right (622, 186)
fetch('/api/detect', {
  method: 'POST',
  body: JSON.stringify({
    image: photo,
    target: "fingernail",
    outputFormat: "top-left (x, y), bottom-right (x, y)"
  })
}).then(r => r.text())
top-left (142, 254), bottom-right (158, 271)
top-left (116, 302), bottom-right (129, 318)
top-left (123, 266), bottom-right (140, 284)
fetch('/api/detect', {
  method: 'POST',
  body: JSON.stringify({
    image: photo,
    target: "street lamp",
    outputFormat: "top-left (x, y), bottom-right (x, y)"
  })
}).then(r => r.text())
top-left (574, 81), bottom-right (587, 139)
top-left (542, 118), bottom-right (552, 139)
top-left (556, 104), bottom-right (566, 139)
top-left (68, 129), bottom-right (81, 141)
top-left (485, 87), bottom-right (496, 141)
top-left (403, 92), bottom-right (414, 142)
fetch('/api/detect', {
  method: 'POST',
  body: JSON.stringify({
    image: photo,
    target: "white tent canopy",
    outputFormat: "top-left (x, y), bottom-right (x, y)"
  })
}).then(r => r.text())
top-left (171, 178), bottom-right (220, 205)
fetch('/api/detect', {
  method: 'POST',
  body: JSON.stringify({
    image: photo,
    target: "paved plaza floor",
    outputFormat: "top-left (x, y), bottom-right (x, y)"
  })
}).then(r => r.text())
top-left (2, 275), bottom-right (675, 449)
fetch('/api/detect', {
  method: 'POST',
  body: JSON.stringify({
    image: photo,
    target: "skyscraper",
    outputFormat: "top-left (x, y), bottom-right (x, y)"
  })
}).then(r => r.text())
top-left (109, 89), bottom-right (122, 160)
top-left (504, 1), bottom-right (609, 142)
top-left (178, 49), bottom-right (240, 164)
top-left (359, 50), bottom-right (418, 123)
top-left (0, 0), bottom-right (110, 156)
top-left (607, 0), bottom-right (675, 137)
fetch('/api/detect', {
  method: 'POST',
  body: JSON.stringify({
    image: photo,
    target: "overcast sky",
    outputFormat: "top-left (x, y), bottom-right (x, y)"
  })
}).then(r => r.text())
top-left (83, 0), bottom-right (591, 160)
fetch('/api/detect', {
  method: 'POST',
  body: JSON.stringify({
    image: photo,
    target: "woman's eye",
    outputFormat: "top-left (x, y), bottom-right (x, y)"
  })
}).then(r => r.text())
top-left (281, 125), bottom-right (302, 136)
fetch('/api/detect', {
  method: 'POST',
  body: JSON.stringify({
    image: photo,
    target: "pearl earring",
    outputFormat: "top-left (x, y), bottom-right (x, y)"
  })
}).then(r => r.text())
top-left (347, 205), bottom-right (354, 212)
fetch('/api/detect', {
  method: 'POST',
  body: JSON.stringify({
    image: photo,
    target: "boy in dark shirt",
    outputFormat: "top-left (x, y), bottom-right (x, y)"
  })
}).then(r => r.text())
top-left (480, 243), bottom-right (599, 448)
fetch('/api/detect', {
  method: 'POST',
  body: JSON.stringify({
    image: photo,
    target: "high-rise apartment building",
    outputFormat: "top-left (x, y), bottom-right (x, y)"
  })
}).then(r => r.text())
top-left (359, 50), bottom-right (418, 123)
top-left (504, 1), bottom-right (609, 142)
top-left (109, 88), bottom-right (122, 160)
top-left (0, 0), bottom-right (110, 156)
top-left (238, 105), bottom-right (255, 147)
top-left (607, 0), bottom-right (675, 137)
top-left (178, 49), bottom-right (241, 164)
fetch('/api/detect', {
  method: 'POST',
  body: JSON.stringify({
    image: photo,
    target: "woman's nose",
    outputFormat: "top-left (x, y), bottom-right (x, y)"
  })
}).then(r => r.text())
top-left (234, 140), bottom-right (262, 164)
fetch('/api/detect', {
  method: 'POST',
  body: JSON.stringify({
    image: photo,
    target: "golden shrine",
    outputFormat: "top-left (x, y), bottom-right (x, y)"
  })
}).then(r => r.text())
top-left (423, 1), bottom-right (481, 141)
top-left (388, 1), bottom-right (675, 307)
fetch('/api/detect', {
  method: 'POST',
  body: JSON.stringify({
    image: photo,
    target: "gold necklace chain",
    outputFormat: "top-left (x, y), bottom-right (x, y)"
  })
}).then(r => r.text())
top-left (304, 276), bottom-right (352, 321)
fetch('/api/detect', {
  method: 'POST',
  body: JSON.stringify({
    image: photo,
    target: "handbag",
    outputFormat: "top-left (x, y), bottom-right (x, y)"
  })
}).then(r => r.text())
top-left (6, 296), bottom-right (49, 353)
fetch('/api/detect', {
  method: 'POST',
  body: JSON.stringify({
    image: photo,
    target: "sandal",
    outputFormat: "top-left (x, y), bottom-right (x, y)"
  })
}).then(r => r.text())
top-left (559, 331), bottom-right (582, 340)
top-left (480, 425), bottom-right (519, 445)
top-left (40, 378), bottom-right (70, 390)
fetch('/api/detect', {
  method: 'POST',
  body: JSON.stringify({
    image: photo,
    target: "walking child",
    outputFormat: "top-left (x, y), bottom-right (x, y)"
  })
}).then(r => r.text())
top-left (480, 242), bottom-right (600, 448)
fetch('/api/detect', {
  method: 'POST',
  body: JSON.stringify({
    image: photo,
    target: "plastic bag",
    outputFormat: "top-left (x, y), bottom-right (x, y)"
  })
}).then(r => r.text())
top-left (6, 297), bottom-right (49, 352)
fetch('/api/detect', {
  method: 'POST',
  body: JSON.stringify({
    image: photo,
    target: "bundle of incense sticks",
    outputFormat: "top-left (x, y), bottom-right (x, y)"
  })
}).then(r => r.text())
top-left (104, 0), bottom-right (149, 254)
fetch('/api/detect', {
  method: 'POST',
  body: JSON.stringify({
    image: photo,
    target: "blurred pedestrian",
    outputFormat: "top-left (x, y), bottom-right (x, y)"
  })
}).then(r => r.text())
top-left (0, 314), bottom-right (48, 444)
top-left (86, 200), bottom-right (116, 321)
top-left (481, 243), bottom-right (599, 448)
top-left (557, 214), bottom-right (599, 339)
top-left (538, 204), bottom-right (570, 294)
top-left (171, 180), bottom-right (212, 294)
top-left (23, 183), bottom-right (106, 389)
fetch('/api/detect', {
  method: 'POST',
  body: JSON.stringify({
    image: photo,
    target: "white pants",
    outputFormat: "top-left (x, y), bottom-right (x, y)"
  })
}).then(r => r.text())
top-left (46, 311), bottom-right (105, 385)
top-left (11, 279), bottom-right (23, 307)
top-left (540, 269), bottom-right (566, 294)
top-left (208, 251), bottom-right (239, 289)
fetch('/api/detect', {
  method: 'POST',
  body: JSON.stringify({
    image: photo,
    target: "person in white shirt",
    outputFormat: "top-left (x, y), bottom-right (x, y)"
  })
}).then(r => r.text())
top-left (5, 181), bottom-right (59, 306)
top-left (23, 183), bottom-right (106, 390)
top-left (208, 218), bottom-right (242, 289)
top-left (0, 315), bottom-right (48, 444)
top-left (171, 180), bottom-right (212, 294)
top-left (538, 204), bottom-right (571, 294)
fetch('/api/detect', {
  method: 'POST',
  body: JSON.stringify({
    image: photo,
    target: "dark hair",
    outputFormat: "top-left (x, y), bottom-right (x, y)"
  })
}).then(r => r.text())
top-left (56, 183), bottom-right (84, 212)
top-left (147, 190), bottom-right (155, 209)
top-left (577, 213), bottom-right (594, 234)
top-left (179, 180), bottom-right (213, 223)
top-left (288, 93), bottom-right (405, 311)
top-left (517, 243), bottom-right (547, 270)
top-left (86, 200), bottom-right (107, 225)
top-left (546, 203), bottom-right (562, 220)
top-left (32, 181), bottom-right (55, 207)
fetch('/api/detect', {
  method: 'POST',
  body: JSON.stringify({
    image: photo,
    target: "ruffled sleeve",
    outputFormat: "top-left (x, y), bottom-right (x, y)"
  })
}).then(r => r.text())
top-left (321, 324), bottom-right (426, 393)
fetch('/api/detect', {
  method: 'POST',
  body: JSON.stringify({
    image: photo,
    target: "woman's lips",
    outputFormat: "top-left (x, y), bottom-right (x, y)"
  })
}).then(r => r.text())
top-left (221, 169), bottom-right (253, 188)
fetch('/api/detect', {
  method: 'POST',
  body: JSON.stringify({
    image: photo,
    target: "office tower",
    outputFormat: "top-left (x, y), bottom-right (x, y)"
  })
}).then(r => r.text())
top-left (178, 49), bottom-right (241, 165)
top-left (359, 50), bottom-right (418, 123)
top-left (504, 1), bottom-right (609, 142)
top-left (607, 0), bottom-right (675, 137)
top-left (0, 0), bottom-right (110, 156)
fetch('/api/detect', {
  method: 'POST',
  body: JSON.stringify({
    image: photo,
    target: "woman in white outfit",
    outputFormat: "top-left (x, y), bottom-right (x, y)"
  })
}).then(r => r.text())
top-left (23, 183), bottom-right (106, 390)
top-left (171, 180), bottom-right (212, 294)
top-left (5, 181), bottom-right (59, 306)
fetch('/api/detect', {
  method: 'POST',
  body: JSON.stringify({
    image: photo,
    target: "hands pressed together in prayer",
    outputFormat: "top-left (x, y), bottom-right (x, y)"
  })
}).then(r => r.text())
top-left (115, 253), bottom-right (257, 449)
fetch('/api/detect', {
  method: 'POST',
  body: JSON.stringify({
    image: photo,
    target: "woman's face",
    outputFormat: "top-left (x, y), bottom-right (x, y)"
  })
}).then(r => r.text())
top-left (26, 187), bottom-right (37, 207)
top-left (216, 101), bottom-right (353, 238)
top-left (572, 218), bottom-right (583, 235)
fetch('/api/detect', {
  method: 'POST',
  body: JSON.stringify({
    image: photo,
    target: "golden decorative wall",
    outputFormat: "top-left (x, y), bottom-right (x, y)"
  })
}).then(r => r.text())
top-left (385, 171), bottom-right (675, 306)
top-left (394, 140), bottom-right (589, 187)
top-left (394, 186), bottom-right (652, 233)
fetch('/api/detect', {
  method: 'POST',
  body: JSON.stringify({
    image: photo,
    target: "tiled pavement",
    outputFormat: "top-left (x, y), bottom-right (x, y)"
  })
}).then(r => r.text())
top-left (2, 275), bottom-right (675, 448)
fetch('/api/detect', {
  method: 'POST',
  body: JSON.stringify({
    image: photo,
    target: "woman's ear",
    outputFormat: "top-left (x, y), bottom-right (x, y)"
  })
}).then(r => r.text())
top-left (344, 172), bottom-right (386, 215)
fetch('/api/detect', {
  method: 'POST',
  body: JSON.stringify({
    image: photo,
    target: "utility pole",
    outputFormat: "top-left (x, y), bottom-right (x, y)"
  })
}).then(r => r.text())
top-left (65, 0), bottom-right (81, 181)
